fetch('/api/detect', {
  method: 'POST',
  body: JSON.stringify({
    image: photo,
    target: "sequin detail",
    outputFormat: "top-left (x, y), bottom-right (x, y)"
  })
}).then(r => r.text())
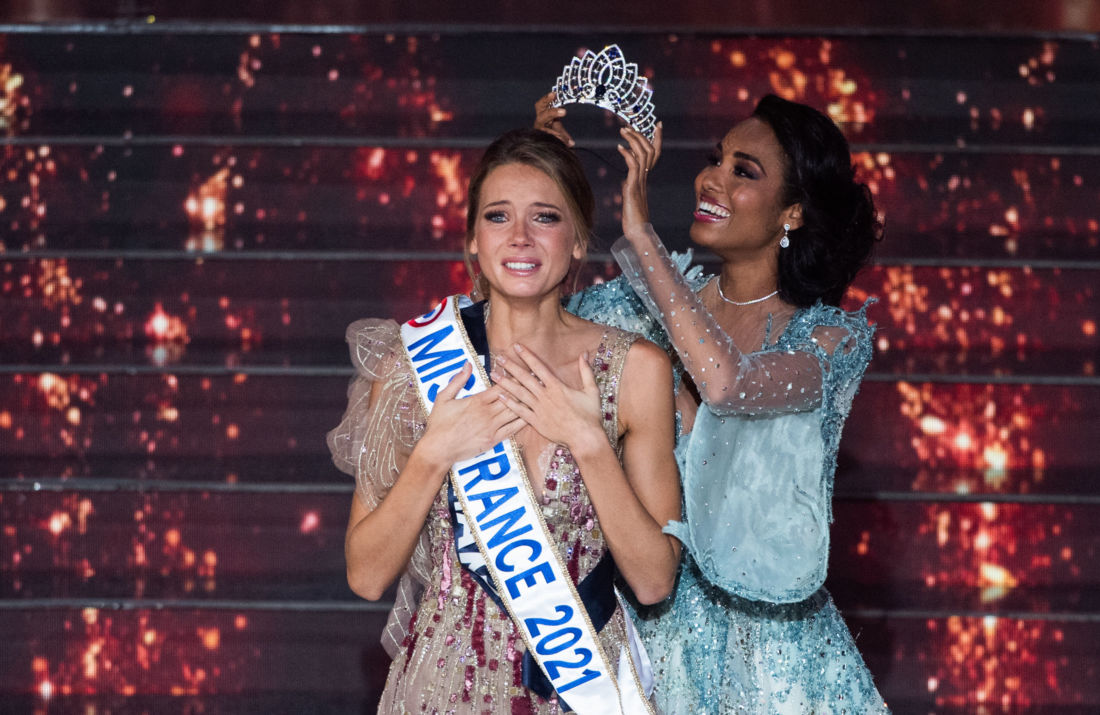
top-left (330, 321), bottom-right (645, 713)
top-left (633, 557), bottom-right (888, 714)
top-left (569, 227), bottom-right (888, 713)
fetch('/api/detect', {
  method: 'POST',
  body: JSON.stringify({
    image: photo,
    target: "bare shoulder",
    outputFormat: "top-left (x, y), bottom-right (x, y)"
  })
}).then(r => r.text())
top-left (620, 336), bottom-right (674, 406)
top-left (618, 335), bottom-right (674, 437)
top-left (623, 335), bottom-right (672, 374)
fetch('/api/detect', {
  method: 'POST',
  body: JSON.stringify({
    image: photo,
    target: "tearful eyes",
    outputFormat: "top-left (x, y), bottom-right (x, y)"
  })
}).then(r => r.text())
top-left (481, 211), bottom-right (562, 224)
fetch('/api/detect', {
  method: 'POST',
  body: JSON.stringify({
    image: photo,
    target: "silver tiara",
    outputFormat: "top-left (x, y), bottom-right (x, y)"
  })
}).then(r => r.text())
top-left (550, 44), bottom-right (657, 141)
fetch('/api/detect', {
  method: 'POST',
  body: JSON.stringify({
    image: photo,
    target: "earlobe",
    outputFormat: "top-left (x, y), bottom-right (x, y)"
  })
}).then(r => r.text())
top-left (572, 242), bottom-right (584, 261)
top-left (468, 236), bottom-right (479, 256)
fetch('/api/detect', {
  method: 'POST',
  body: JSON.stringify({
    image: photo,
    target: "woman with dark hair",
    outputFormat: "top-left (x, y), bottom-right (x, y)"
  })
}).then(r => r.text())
top-left (330, 128), bottom-right (680, 713)
top-left (538, 94), bottom-right (889, 712)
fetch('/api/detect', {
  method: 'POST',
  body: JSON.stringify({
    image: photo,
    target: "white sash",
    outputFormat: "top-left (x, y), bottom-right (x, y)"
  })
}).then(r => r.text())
top-left (399, 295), bottom-right (653, 715)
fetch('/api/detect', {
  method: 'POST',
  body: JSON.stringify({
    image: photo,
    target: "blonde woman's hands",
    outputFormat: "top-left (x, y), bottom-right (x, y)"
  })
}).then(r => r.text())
top-left (492, 345), bottom-right (604, 453)
top-left (534, 92), bottom-right (575, 147)
top-left (617, 123), bottom-right (662, 239)
top-left (416, 362), bottom-right (526, 470)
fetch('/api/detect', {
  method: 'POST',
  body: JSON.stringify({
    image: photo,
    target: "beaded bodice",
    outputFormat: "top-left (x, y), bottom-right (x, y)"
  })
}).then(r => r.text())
top-left (328, 320), bottom-right (642, 714)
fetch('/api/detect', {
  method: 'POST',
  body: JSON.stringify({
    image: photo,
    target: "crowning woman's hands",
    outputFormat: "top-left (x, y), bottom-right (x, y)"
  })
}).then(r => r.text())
top-left (617, 123), bottom-right (663, 238)
top-left (533, 92), bottom-right (575, 147)
top-left (491, 345), bottom-right (604, 453)
top-left (416, 362), bottom-right (526, 469)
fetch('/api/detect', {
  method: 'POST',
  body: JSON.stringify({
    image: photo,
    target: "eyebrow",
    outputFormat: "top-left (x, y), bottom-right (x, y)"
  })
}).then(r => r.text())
top-left (733, 151), bottom-right (767, 176)
top-left (717, 142), bottom-right (767, 177)
top-left (482, 200), bottom-right (562, 211)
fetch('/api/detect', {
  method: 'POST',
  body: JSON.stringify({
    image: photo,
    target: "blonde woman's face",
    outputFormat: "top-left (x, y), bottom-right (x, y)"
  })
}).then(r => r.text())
top-left (469, 163), bottom-right (582, 300)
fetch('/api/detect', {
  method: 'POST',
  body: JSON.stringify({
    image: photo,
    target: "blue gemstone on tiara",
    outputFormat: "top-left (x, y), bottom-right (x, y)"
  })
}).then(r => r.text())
top-left (550, 44), bottom-right (658, 141)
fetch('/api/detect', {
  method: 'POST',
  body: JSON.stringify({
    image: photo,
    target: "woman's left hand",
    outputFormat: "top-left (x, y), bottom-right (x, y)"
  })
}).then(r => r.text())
top-left (491, 344), bottom-right (603, 450)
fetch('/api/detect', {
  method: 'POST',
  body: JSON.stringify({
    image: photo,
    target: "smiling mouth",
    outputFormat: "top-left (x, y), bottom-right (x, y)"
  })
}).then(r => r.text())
top-left (696, 199), bottom-right (731, 219)
top-left (503, 261), bottom-right (539, 271)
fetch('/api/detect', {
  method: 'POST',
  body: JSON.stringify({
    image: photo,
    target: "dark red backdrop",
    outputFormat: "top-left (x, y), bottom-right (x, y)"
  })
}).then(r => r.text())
top-left (0, 22), bottom-right (1097, 714)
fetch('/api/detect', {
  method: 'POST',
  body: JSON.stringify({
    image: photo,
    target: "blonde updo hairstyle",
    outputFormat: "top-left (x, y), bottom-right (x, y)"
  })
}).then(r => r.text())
top-left (464, 128), bottom-right (595, 298)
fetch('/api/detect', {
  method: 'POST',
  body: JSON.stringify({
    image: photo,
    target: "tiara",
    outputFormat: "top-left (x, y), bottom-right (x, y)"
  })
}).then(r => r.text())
top-left (550, 44), bottom-right (657, 141)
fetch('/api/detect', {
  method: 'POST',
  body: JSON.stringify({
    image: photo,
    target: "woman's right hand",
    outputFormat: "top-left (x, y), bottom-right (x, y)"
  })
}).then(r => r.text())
top-left (534, 92), bottom-right (575, 147)
top-left (415, 362), bottom-right (525, 471)
top-left (617, 123), bottom-right (663, 239)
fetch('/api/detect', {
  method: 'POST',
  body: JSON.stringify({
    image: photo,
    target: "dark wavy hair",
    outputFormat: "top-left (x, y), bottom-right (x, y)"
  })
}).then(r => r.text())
top-left (464, 128), bottom-right (595, 296)
top-left (751, 94), bottom-right (883, 307)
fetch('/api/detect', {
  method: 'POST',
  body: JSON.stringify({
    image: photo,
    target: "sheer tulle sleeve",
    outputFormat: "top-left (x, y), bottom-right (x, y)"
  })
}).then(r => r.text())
top-left (566, 252), bottom-right (708, 352)
top-left (668, 300), bottom-right (875, 603)
top-left (326, 318), bottom-right (426, 505)
top-left (326, 318), bottom-right (431, 657)
top-left (613, 226), bottom-right (843, 416)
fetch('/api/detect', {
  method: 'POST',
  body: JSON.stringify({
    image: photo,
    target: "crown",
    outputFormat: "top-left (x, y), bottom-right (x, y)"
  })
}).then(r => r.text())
top-left (550, 44), bottom-right (657, 141)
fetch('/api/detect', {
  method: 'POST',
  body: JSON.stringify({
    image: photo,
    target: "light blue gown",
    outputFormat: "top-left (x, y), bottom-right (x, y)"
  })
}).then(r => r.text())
top-left (566, 232), bottom-right (889, 714)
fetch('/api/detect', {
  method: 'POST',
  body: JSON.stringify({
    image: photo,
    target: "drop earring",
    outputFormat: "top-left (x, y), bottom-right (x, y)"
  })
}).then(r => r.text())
top-left (779, 223), bottom-right (791, 248)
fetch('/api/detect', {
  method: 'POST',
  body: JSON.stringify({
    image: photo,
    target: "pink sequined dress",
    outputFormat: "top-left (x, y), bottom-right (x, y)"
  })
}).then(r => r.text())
top-left (327, 317), bottom-right (645, 714)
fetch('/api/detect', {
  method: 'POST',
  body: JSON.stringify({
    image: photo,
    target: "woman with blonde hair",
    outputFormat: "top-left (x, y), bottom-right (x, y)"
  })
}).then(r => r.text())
top-left (329, 128), bottom-right (681, 713)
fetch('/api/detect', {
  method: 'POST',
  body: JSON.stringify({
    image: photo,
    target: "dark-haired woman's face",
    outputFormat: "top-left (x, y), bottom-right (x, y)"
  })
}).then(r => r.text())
top-left (689, 118), bottom-right (795, 258)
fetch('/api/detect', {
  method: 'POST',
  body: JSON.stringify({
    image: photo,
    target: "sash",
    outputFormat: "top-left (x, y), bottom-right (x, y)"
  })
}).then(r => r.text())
top-left (400, 294), bottom-right (653, 715)
top-left (451, 301), bottom-right (617, 704)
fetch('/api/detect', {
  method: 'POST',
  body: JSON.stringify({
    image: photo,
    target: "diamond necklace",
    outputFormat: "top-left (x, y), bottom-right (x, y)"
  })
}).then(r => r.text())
top-left (715, 279), bottom-right (778, 306)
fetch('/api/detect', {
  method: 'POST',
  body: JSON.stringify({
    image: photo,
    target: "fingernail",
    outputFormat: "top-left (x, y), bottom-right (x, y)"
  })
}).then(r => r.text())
top-left (514, 344), bottom-right (524, 352)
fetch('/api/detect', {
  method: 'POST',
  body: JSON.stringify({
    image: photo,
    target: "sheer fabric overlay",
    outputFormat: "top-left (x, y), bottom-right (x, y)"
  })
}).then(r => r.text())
top-left (569, 226), bottom-right (887, 712)
top-left (329, 317), bottom-right (652, 713)
top-left (326, 318), bottom-right (430, 657)
top-left (611, 226), bottom-right (865, 418)
top-left (611, 226), bottom-right (875, 602)
top-left (566, 249), bottom-right (707, 409)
